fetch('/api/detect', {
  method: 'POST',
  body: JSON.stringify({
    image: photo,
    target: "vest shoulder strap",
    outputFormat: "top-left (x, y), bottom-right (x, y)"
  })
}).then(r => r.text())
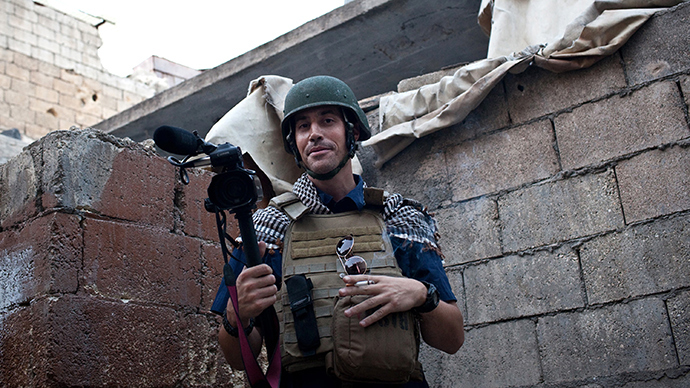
top-left (363, 187), bottom-right (388, 207)
top-left (270, 187), bottom-right (388, 220)
top-left (270, 192), bottom-right (310, 221)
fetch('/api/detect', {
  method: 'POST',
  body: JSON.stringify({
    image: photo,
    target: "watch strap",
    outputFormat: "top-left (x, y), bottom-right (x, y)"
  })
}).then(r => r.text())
top-left (415, 281), bottom-right (440, 313)
top-left (223, 313), bottom-right (255, 338)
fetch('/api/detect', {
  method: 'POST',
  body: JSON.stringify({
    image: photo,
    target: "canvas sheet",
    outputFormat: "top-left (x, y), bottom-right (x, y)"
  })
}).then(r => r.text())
top-left (205, 75), bottom-right (299, 195)
top-left (363, 0), bottom-right (685, 168)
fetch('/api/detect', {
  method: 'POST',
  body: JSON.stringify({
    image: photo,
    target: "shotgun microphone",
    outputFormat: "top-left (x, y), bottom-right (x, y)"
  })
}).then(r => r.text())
top-left (153, 125), bottom-right (206, 155)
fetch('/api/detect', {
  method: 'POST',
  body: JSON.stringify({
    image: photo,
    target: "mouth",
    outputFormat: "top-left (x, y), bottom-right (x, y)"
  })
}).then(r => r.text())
top-left (307, 145), bottom-right (332, 157)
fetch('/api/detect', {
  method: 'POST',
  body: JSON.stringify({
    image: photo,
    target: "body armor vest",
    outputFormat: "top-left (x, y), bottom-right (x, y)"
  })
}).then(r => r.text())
top-left (271, 189), bottom-right (421, 383)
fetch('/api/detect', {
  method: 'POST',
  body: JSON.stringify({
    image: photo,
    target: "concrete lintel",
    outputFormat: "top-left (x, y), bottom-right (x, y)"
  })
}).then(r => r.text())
top-left (96, 0), bottom-right (488, 142)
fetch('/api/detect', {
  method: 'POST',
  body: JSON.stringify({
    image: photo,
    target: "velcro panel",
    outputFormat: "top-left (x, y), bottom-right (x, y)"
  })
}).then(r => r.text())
top-left (284, 262), bottom-right (339, 276)
top-left (291, 226), bottom-right (384, 259)
top-left (283, 305), bottom-right (334, 324)
top-left (281, 287), bottom-right (341, 306)
top-left (283, 325), bottom-right (332, 343)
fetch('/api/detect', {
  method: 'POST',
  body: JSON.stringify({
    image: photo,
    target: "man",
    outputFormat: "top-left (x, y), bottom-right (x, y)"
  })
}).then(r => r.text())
top-left (212, 75), bottom-right (464, 387)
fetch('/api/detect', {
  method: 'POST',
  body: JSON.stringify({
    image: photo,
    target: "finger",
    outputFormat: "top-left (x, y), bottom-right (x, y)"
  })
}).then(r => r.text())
top-left (239, 277), bottom-right (277, 305)
top-left (256, 293), bottom-right (278, 308)
top-left (244, 263), bottom-right (273, 277)
top-left (236, 264), bottom-right (273, 285)
top-left (250, 282), bottom-right (279, 299)
top-left (252, 273), bottom-right (277, 288)
top-left (339, 281), bottom-right (377, 297)
top-left (242, 293), bottom-right (278, 316)
top-left (350, 301), bottom-right (391, 327)
top-left (359, 306), bottom-right (390, 327)
top-left (238, 286), bottom-right (278, 319)
top-left (343, 292), bottom-right (383, 317)
top-left (342, 274), bottom-right (382, 284)
top-left (236, 266), bottom-right (276, 301)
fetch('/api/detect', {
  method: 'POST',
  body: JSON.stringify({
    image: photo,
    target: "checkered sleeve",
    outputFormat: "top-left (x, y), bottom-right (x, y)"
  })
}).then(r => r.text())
top-left (382, 193), bottom-right (440, 248)
top-left (252, 206), bottom-right (290, 250)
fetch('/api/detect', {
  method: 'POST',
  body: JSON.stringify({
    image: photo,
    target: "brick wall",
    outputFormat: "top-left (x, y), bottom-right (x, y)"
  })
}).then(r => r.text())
top-left (0, 0), bottom-right (155, 139)
top-left (0, 131), bottom-right (244, 386)
top-left (0, 2), bottom-right (688, 388)
top-left (360, 2), bottom-right (690, 387)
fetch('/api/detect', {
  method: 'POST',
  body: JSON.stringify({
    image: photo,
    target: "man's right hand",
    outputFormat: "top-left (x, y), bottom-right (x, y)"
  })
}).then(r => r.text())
top-left (225, 242), bottom-right (278, 327)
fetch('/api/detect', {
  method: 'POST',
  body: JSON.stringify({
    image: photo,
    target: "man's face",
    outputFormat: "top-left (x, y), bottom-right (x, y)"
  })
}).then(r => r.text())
top-left (293, 105), bottom-right (358, 175)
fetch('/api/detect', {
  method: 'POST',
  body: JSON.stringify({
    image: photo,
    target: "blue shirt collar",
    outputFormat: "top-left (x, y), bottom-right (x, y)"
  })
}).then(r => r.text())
top-left (316, 175), bottom-right (365, 212)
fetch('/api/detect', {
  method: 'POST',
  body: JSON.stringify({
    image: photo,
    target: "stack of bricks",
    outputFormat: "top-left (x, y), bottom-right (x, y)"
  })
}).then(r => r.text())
top-left (0, 0), bottom-right (155, 139)
top-left (360, 2), bottom-right (690, 386)
top-left (0, 131), bottom-right (244, 386)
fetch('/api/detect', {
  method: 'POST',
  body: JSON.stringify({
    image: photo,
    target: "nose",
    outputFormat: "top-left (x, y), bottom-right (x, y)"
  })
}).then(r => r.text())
top-left (307, 122), bottom-right (324, 141)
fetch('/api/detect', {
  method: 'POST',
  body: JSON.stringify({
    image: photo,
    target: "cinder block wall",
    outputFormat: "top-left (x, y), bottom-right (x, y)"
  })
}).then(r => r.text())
top-left (360, 2), bottom-right (690, 387)
top-left (0, 0), bottom-right (154, 139)
top-left (0, 131), bottom-right (244, 386)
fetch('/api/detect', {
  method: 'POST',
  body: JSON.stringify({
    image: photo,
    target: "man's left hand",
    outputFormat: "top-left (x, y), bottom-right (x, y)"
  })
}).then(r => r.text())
top-left (338, 275), bottom-right (426, 327)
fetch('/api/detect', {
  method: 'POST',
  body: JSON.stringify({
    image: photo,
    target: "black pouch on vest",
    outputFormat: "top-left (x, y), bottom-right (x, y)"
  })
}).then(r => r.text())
top-left (285, 274), bottom-right (321, 355)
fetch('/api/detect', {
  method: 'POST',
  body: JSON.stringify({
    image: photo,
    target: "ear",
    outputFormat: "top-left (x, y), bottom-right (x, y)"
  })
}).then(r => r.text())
top-left (353, 125), bottom-right (360, 141)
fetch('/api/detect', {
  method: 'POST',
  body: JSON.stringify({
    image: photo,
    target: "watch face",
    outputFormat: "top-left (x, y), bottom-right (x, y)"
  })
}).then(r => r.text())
top-left (429, 283), bottom-right (439, 305)
top-left (418, 281), bottom-right (440, 313)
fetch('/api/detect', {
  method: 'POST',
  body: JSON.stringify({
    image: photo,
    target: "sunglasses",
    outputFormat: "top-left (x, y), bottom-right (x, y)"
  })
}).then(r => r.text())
top-left (335, 234), bottom-right (368, 275)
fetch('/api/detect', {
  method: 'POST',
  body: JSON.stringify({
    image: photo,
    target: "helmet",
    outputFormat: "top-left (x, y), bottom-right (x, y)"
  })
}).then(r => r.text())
top-left (281, 75), bottom-right (371, 155)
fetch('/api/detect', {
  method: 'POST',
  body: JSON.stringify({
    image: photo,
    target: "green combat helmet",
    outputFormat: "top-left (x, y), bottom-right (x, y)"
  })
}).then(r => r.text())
top-left (281, 75), bottom-right (371, 180)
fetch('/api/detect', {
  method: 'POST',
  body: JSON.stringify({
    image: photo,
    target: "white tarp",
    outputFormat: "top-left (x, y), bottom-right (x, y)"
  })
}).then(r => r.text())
top-left (363, 0), bottom-right (685, 168)
top-left (205, 75), bottom-right (300, 196)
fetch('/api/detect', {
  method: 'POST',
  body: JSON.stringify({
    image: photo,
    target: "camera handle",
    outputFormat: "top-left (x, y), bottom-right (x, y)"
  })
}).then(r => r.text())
top-left (234, 206), bottom-right (261, 267)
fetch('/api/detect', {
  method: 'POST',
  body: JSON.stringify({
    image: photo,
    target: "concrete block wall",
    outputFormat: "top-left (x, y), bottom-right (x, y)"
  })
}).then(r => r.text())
top-left (0, 130), bottom-right (243, 387)
top-left (360, 2), bottom-right (690, 387)
top-left (0, 0), bottom-right (155, 139)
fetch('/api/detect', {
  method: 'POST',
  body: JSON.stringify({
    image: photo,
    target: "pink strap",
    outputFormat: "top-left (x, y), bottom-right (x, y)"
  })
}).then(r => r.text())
top-left (227, 285), bottom-right (281, 388)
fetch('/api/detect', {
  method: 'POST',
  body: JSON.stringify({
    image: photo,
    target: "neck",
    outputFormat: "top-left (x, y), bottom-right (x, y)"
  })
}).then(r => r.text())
top-left (308, 163), bottom-right (356, 202)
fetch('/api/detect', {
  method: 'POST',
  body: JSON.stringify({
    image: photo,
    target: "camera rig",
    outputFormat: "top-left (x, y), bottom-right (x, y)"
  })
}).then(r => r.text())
top-left (153, 125), bottom-right (264, 267)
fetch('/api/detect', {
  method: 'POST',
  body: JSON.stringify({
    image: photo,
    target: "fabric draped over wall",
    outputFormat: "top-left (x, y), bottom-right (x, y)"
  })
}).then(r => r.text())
top-left (362, 0), bottom-right (686, 168)
top-left (205, 75), bottom-right (299, 195)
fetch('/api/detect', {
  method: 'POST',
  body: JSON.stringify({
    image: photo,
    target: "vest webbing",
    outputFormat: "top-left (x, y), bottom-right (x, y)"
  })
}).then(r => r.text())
top-left (271, 189), bottom-right (404, 373)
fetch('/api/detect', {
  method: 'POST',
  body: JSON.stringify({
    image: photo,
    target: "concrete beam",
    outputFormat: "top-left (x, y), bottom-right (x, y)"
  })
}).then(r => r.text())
top-left (96, 0), bottom-right (488, 142)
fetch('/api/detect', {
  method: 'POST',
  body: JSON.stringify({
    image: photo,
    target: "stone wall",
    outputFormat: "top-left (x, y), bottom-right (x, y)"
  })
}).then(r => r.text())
top-left (359, 2), bottom-right (690, 387)
top-left (0, 130), bottom-right (244, 386)
top-left (0, 0), bottom-right (155, 140)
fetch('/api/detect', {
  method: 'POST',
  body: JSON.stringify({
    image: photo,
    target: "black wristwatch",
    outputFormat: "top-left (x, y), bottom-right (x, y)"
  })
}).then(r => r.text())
top-left (222, 314), bottom-right (254, 338)
top-left (415, 281), bottom-right (440, 313)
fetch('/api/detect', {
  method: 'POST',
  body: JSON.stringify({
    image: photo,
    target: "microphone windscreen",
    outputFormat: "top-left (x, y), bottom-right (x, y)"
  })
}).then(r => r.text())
top-left (153, 126), bottom-right (198, 155)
